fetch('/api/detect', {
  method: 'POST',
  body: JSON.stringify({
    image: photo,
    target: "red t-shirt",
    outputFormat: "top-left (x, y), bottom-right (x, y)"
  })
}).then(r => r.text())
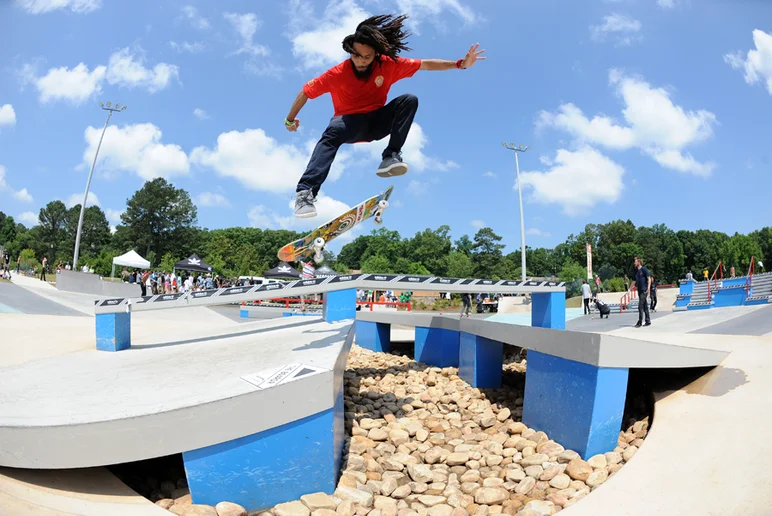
top-left (303, 57), bottom-right (422, 116)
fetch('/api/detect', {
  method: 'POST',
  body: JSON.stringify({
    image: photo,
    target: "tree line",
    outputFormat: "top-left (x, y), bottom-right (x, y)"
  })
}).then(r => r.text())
top-left (1, 178), bottom-right (769, 296)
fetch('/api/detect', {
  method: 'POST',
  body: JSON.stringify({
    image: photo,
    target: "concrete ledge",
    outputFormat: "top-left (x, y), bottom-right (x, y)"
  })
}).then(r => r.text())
top-left (0, 318), bottom-right (352, 470)
top-left (56, 269), bottom-right (141, 298)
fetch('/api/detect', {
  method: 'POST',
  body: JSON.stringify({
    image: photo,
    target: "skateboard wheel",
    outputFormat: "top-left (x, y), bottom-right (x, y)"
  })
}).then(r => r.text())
top-left (313, 253), bottom-right (323, 264)
top-left (378, 200), bottom-right (389, 210)
top-left (313, 237), bottom-right (325, 249)
top-left (374, 216), bottom-right (383, 225)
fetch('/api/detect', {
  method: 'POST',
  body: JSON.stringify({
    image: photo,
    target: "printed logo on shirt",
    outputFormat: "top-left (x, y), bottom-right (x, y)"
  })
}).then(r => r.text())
top-left (374, 75), bottom-right (384, 87)
top-left (307, 79), bottom-right (315, 87)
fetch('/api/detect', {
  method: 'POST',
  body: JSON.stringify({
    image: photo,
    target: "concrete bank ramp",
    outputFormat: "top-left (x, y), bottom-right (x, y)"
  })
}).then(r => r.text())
top-left (0, 466), bottom-right (168, 515)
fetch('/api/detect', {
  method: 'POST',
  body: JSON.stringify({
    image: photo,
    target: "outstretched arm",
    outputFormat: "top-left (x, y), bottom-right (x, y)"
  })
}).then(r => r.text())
top-left (419, 43), bottom-right (486, 71)
top-left (285, 91), bottom-right (308, 132)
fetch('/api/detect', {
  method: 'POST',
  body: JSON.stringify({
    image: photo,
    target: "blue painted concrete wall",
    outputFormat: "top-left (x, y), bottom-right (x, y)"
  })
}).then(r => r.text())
top-left (415, 327), bottom-right (459, 367)
top-left (713, 286), bottom-right (747, 307)
top-left (355, 320), bottom-right (391, 352)
top-left (522, 350), bottom-right (628, 459)
top-left (459, 332), bottom-right (502, 389)
top-left (323, 288), bottom-right (356, 322)
top-left (183, 388), bottom-right (344, 511)
top-left (95, 312), bottom-right (131, 352)
top-left (531, 292), bottom-right (566, 330)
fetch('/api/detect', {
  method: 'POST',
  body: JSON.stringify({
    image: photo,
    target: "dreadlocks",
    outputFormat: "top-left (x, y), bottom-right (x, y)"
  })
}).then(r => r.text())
top-left (342, 14), bottom-right (412, 62)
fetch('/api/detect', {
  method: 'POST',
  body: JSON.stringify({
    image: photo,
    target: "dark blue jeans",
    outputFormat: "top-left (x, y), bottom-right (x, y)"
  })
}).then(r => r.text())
top-left (296, 93), bottom-right (419, 195)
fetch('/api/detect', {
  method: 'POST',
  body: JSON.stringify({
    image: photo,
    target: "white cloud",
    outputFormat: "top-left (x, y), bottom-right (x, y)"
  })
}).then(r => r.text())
top-left (32, 63), bottom-right (107, 104)
top-left (470, 219), bottom-right (485, 230)
top-left (0, 165), bottom-right (33, 203)
top-left (526, 228), bottom-right (551, 238)
top-left (191, 128), bottom-right (320, 194)
top-left (18, 211), bottom-right (39, 227)
top-left (483, 171), bottom-right (496, 178)
top-left (590, 13), bottom-right (642, 46)
top-left (394, 0), bottom-right (478, 33)
top-left (105, 48), bottom-right (179, 93)
top-left (65, 191), bottom-right (100, 208)
top-left (0, 105), bottom-right (17, 127)
top-left (349, 122), bottom-right (458, 172)
top-left (22, 49), bottom-right (178, 105)
top-left (224, 12), bottom-right (269, 57)
top-left (657, 0), bottom-right (675, 7)
top-left (248, 192), bottom-right (350, 231)
top-left (197, 192), bottom-right (231, 208)
top-left (15, 0), bottom-right (100, 14)
top-left (291, 0), bottom-right (368, 70)
top-left (13, 188), bottom-right (33, 203)
top-left (82, 123), bottom-right (189, 180)
top-left (181, 5), bottom-right (209, 29)
top-left (518, 146), bottom-right (625, 216)
top-left (724, 29), bottom-right (772, 96)
top-left (193, 108), bottom-right (209, 120)
top-left (105, 209), bottom-right (123, 224)
top-left (170, 41), bottom-right (206, 53)
top-left (537, 69), bottom-right (717, 176)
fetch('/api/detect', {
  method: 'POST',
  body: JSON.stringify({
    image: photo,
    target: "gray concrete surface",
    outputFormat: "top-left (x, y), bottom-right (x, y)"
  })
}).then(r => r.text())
top-left (0, 281), bottom-right (86, 317)
top-left (691, 303), bottom-right (772, 335)
top-left (55, 269), bottom-right (142, 298)
top-left (356, 311), bottom-right (729, 369)
top-left (0, 317), bottom-right (351, 469)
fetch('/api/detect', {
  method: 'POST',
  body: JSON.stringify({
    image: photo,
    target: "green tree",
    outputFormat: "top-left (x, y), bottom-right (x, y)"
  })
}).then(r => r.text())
top-left (454, 235), bottom-right (474, 255)
top-left (360, 254), bottom-right (393, 273)
top-left (471, 227), bottom-right (505, 279)
top-left (720, 234), bottom-right (762, 272)
top-left (406, 225), bottom-right (452, 276)
top-left (65, 205), bottom-right (112, 262)
top-left (37, 200), bottom-right (69, 262)
top-left (117, 178), bottom-right (198, 259)
top-left (0, 216), bottom-right (18, 246)
top-left (559, 260), bottom-right (587, 297)
top-left (444, 251), bottom-right (474, 278)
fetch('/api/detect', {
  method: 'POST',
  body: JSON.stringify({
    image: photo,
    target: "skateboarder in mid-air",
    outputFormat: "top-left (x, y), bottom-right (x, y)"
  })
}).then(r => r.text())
top-left (284, 14), bottom-right (486, 218)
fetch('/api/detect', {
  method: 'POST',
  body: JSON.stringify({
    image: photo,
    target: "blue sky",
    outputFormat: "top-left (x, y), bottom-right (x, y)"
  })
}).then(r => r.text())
top-left (1, 0), bottom-right (771, 256)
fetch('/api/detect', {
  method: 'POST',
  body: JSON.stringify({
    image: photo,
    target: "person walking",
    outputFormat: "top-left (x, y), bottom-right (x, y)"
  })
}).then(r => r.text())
top-left (285, 14), bottom-right (486, 218)
top-left (581, 279), bottom-right (592, 315)
top-left (460, 293), bottom-right (471, 317)
top-left (634, 256), bottom-right (652, 327)
top-left (650, 275), bottom-right (659, 312)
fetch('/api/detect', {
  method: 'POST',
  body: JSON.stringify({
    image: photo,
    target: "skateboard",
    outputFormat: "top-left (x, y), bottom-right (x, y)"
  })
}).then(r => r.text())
top-left (278, 185), bottom-right (394, 264)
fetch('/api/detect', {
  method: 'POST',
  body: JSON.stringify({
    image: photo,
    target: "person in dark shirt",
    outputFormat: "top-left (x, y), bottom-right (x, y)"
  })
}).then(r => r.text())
top-left (634, 256), bottom-right (651, 327)
top-left (650, 275), bottom-right (659, 312)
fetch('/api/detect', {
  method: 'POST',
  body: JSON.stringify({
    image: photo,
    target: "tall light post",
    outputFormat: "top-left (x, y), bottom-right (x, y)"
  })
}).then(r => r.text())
top-left (73, 101), bottom-right (126, 270)
top-left (502, 143), bottom-right (529, 282)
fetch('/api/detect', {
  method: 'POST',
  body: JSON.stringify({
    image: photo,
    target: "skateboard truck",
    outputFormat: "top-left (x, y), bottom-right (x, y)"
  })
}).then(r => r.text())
top-left (313, 237), bottom-right (325, 264)
top-left (373, 199), bottom-right (389, 225)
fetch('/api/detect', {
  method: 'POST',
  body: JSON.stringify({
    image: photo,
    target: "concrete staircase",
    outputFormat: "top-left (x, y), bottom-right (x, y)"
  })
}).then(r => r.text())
top-left (747, 271), bottom-right (772, 303)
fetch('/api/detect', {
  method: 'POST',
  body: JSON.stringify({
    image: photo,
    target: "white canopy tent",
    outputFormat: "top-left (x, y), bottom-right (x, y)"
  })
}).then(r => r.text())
top-left (111, 250), bottom-right (150, 278)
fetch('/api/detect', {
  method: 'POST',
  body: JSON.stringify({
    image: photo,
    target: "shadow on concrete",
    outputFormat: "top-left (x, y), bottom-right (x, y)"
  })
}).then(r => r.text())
top-left (293, 326), bottom-right (352, 351)
top-left (132, 318), bottom-right (322, 350)
top-left (0, 465), bottom-right (148, 498)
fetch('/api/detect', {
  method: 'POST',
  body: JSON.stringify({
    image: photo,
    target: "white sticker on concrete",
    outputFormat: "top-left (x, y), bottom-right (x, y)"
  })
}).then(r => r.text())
top-left (240, 363), bottom-right (327, 390)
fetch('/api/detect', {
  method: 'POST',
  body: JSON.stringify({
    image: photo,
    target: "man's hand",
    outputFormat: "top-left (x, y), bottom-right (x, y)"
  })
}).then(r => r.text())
top-left (285, 118), bottom-right (300, 132)
top-left (461, 43), bottom-right (486, 69)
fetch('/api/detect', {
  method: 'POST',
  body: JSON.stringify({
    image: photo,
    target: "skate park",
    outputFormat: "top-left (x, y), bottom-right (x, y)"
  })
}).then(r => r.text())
top-left (1, 267), bottom-right (770, 516)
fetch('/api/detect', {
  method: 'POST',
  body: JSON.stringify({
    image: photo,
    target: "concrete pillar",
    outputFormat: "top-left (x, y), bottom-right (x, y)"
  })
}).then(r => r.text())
top-left (323, 288), bottom-right (356, 323)
top-left (95, 312), bottom-right (131, 351)
top-left (182, 383), bottom-right (345, 511)
top-left (531, 291), bottom-right (566, 330)
top-left (522, 351), bottom-right (629, 459)
top-left (415, 327), bottom-right (459, 367)
top-left (458, 332), bottom-right (503, 388)
top-left (355, 320), bottom-right (391, 353)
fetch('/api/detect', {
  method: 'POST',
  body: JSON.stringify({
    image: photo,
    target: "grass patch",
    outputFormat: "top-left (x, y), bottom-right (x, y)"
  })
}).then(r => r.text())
top-left (565, 295), bottom-right (584, 308)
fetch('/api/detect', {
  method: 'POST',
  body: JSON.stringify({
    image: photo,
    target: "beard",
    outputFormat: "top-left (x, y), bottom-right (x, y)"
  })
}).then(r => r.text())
top-left (350, 58), bottom-right (375, 81)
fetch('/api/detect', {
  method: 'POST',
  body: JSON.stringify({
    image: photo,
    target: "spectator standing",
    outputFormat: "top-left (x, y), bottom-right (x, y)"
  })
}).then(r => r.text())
top-left (40, 256), bottom-right (47, 281)
top-left (460, 293), bottom-right (471, 317)
top-left (650, 275), bottom-right (659, 312)
top-left (634, 256), bottom-right (652, 327)
top-left (581, 279), bottom-right (592, 315)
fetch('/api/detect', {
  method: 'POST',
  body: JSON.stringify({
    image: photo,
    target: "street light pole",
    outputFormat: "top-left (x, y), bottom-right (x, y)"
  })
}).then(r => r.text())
top-left (73, 101), bottom-right (126, 270)
top-left (502, 143), bottom-right (529, 282)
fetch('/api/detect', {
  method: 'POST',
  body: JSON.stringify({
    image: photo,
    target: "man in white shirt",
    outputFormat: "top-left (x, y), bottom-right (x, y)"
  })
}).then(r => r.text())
top-left (581, 279), bottom-right (592, 315)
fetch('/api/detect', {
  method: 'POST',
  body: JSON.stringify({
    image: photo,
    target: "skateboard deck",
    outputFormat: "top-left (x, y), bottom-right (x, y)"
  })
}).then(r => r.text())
top-left (278, 185), bottom-right (394, 264)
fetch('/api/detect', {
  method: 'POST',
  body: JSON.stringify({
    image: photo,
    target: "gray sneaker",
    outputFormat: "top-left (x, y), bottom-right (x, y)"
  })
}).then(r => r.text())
top-left (294, 189), bottom-right (317, 218)
top-left (376, 152), bottom-right (409, 177)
